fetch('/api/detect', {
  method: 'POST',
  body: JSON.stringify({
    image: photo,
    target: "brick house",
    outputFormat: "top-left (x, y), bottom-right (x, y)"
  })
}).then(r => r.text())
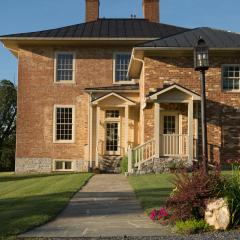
top-left (0, 0), bottom-right (239, 173)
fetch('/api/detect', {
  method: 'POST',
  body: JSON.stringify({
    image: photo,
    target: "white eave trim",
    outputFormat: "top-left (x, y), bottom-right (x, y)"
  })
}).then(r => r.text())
top-left (147, 84), bottom-right (201, 101)
top-left (91, 92), bottom-right (136, 106)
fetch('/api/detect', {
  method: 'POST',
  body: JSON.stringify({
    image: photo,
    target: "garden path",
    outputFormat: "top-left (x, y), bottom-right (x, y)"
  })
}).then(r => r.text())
top-left (19, 174), bottom-right (171, 238)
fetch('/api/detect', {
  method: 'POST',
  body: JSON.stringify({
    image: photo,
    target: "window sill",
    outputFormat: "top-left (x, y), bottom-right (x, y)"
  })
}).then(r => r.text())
top-left (222, 89), bottom-right (240, 93)
top-left (53, 140), bottom-right (75, 144)
top-left (113, 81), bottom-right (136, 85)
top-left (54, 81), bottom-right (76, 84)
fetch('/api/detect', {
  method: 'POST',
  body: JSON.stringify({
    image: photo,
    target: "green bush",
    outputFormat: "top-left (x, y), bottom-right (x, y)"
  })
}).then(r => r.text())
top-left (219, 165), bottom-right (240, 227)
top-left (120, 156), bottom-right (128, 173)
top-left (176, 219), bottom-right (211, 235)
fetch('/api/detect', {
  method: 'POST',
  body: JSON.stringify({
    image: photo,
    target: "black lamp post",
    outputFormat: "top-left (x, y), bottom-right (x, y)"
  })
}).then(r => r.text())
top-left (194, 37), bottom-right (209, 175)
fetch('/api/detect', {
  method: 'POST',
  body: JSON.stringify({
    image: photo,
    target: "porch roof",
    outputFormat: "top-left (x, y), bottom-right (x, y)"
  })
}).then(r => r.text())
top-left (91, 92), bottom-right (136, 106)
top-left (147, 84), bottom-right (201, 102)
top-left (85, 84), bottom-right (139, 93)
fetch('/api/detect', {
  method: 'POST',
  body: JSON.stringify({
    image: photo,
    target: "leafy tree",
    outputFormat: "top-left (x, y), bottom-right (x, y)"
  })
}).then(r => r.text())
top-left (0, 80), bottom-right (17, 171)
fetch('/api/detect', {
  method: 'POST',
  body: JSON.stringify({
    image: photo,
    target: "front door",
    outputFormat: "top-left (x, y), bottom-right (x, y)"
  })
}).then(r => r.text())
top-left (160, 112), bottom-right (179, 156)
top-left (105, 122), bottom-right (120, 155)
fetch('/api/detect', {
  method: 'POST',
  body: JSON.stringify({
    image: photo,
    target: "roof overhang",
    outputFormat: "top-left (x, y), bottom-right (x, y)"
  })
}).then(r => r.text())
top-left (91, 92), bottom-right (136, 106)
top-left (128, 46), bottom-right (240, 79)
top-left (147, 84), bottom-right (201, 102)
top-left (0, 37), bottom-right (157, 57)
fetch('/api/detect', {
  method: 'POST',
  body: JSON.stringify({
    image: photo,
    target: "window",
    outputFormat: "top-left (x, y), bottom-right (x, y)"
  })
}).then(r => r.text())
top-left (222, 65), bottom-right (240, 91)
top-left (164, 116), bottom-right (176, 134)
top-left (54, 106), bottom-right (75, 143)
top-left (105, 110), bottom-right (120, 118)
top-left (55, 52), bottom-right (75, 82)
top-left (114, 53), bottom-right (131, 83)
top-left (54, 161), bottom-right (73, 171)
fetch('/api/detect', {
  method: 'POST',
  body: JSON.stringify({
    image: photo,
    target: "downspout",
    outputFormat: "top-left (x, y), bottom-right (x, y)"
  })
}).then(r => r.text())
top-left (132, 52), bottom-right (146, 144)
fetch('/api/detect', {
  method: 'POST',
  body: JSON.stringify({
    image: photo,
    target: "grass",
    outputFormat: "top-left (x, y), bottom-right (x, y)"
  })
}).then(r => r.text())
top-left (128, 173), bottom-right (174, 214)
top-left (128, 170), bottom-right (233, 215)
top-left (0, 172), bottom-right (92, 239)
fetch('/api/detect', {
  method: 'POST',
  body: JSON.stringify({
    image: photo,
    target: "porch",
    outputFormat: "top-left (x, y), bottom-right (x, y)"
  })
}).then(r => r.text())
top-left (128, 84), bottom-right (201, 172)
top-left (88, 92), bottom-right (140, 172)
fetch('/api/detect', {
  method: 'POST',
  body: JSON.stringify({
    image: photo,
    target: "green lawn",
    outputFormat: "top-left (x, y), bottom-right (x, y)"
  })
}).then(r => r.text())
top-left (0, 172), bottom-right (92, 239)
top-left (128, 171), bottom-right (233, 215)
top-left (128, 174), bottom-right (174, 214)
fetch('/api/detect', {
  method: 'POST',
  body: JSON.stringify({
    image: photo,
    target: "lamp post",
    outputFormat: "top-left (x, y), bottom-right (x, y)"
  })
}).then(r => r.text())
top-left (194, 37), bottom-right (209, 175)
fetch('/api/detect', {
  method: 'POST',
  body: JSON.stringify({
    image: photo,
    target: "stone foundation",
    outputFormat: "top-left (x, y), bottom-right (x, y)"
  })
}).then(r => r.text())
top-left (137, 157), bottom-right (193, 174)
top-left (15, 158), bottom-right (89, 174)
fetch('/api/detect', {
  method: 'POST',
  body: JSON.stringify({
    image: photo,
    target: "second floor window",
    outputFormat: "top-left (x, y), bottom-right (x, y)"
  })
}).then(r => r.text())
top-left (114, 53), bottom-right (131, 83)
top-left (222, 65), bottom-right (240, 91)
top-left (55, 53), bottom-right (75, 82)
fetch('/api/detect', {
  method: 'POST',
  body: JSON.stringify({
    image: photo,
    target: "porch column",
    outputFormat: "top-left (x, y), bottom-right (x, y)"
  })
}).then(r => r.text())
top-left (125, 105), bottom-right (129, 154)
top-left (154, 102), bottom-right (160, 158)
top-left (96, 106), bottom-right (100, 167)
top-left (188, 100), bottom-right (194, 161)
top-left (89, 103), bottom-right (93, 168)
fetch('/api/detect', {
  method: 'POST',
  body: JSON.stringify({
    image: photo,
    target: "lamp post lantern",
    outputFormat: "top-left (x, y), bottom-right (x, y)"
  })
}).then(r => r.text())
top-left (194, 37), bottom-right (209, 175)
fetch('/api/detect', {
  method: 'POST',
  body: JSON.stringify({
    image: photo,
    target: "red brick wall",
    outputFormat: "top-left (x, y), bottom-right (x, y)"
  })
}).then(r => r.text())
top-left (16, 46), bottom-right (131, 162)
top-left (143, 53), bottom-right (240, 163)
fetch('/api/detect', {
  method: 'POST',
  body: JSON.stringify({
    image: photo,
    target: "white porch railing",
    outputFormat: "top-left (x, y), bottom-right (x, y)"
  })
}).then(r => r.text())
top-left (160, 134), bottom-right (189, 157)
top-left (128, 139), bottom-right (155, 172)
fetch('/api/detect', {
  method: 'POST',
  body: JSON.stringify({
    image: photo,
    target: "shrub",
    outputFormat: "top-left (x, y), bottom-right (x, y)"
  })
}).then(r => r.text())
top-left (166, 167), bottom-right (223, 221)
top-left (120, 156), bottom-right (128, 173)
top-left (176, 219), bottom-right (211, 235)
top-left (218, 165), bottom-right (240, 227)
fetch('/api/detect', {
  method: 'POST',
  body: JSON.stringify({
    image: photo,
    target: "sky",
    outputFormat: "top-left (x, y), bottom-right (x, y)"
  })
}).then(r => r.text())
top-left (0, 0), bottom-right (240, 82)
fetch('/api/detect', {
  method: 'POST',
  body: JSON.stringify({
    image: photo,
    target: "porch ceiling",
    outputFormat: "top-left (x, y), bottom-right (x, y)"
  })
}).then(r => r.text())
top-left (147, 84), bottom-right (201, 102)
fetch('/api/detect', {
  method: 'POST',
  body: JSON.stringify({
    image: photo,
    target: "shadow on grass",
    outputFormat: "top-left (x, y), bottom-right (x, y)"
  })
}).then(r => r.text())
top-left (0, 173), bottom-right (80, 182)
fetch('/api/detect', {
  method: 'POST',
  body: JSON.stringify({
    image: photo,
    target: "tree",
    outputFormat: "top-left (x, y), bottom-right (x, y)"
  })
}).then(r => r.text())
top-left (0, 80), bottom-right (17, 171)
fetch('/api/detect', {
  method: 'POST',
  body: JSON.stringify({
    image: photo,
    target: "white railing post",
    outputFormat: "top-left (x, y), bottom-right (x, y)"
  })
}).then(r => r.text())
top-left (154, 102), bottom-right (160, 158)
top-left (128, 148), bottom-right (133, 173)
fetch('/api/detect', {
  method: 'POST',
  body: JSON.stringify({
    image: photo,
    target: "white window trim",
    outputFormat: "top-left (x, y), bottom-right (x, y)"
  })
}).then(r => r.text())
top-left (53, 105), bottom-right (76, 144)
top-left (54, 51), bottom-right (76, 84)
top-left (53, 159), bottom-right (74, 172)
top-left (113, 52), bottom-right (135, 85)
top-left (221, 64), bottom-right (240, 92)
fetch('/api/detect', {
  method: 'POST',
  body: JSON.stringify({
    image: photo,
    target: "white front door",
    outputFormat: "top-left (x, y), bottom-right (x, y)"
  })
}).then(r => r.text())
top-left (160, 112), bottom-right (180, 156)
top-left (105, 122), bottom-right (120, 155)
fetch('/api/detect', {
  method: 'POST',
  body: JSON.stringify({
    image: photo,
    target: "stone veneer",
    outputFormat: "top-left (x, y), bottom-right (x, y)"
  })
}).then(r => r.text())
top-left (15, 158), bottom-right (89, 174)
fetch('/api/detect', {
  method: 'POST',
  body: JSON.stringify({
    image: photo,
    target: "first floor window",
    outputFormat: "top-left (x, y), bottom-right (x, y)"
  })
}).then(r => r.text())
top-left (55, 161), bottom-right (73, 171)
top-left (55, 106), bottom-right (74, 142)
top-left (222, 65), bottom-right (240, 91)
top-left (55, 52), bottom-right (75, 82)
top-left (105, 110), bottom-right (120, 118)
top-left (114, 53), bottom-right (131, 82)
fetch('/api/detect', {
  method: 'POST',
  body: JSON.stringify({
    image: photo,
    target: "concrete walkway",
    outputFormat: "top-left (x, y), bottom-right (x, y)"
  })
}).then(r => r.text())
top-left (20, 174), bottom-right (171, 238)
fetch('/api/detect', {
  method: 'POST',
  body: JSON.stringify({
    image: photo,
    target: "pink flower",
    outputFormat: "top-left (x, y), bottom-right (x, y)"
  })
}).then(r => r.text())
top-left (159, 208), bottom-right (169, 217)
top-left (150, 209), bottom-right (158, 221)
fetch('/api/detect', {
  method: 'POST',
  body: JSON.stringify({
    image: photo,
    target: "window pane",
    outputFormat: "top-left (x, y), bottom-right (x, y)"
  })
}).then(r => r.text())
top-left (115, 53), bottom-right (131, 82)
top-left (222, 65), bottom-right (240, 91)
top-left (56, 53), bottom-right (74, 82)
top-left (55, 161), bottom-right (64, 170)
top-left (56, 107), bottom-right (73, 141)
top-left (65, 162), bottom-right (72, 170)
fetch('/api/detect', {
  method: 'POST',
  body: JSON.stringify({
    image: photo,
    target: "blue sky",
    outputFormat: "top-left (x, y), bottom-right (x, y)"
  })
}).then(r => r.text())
top-left (0, 0), bottom-right (240, 82)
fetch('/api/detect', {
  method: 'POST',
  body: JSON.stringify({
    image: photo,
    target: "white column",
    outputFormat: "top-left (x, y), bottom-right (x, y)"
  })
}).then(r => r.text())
top-left (154, 102), bottom-right (160, 158)
top-left (96, 106), bottom-right (100, 167)
top-left (89, 103), bottom-right (93, 168)
top-left (125, 105), bottom-right (129, 154)
top-left (188, 100), bottom-right (194, 161)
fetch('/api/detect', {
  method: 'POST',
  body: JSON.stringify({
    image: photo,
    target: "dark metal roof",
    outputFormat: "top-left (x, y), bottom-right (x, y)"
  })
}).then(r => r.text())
top-left (85, 84), bottom-right (139, 92)
top-left (0, 19), bottom-right (188, 39)
top-left (137, 27), bottom-right (240, 48)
